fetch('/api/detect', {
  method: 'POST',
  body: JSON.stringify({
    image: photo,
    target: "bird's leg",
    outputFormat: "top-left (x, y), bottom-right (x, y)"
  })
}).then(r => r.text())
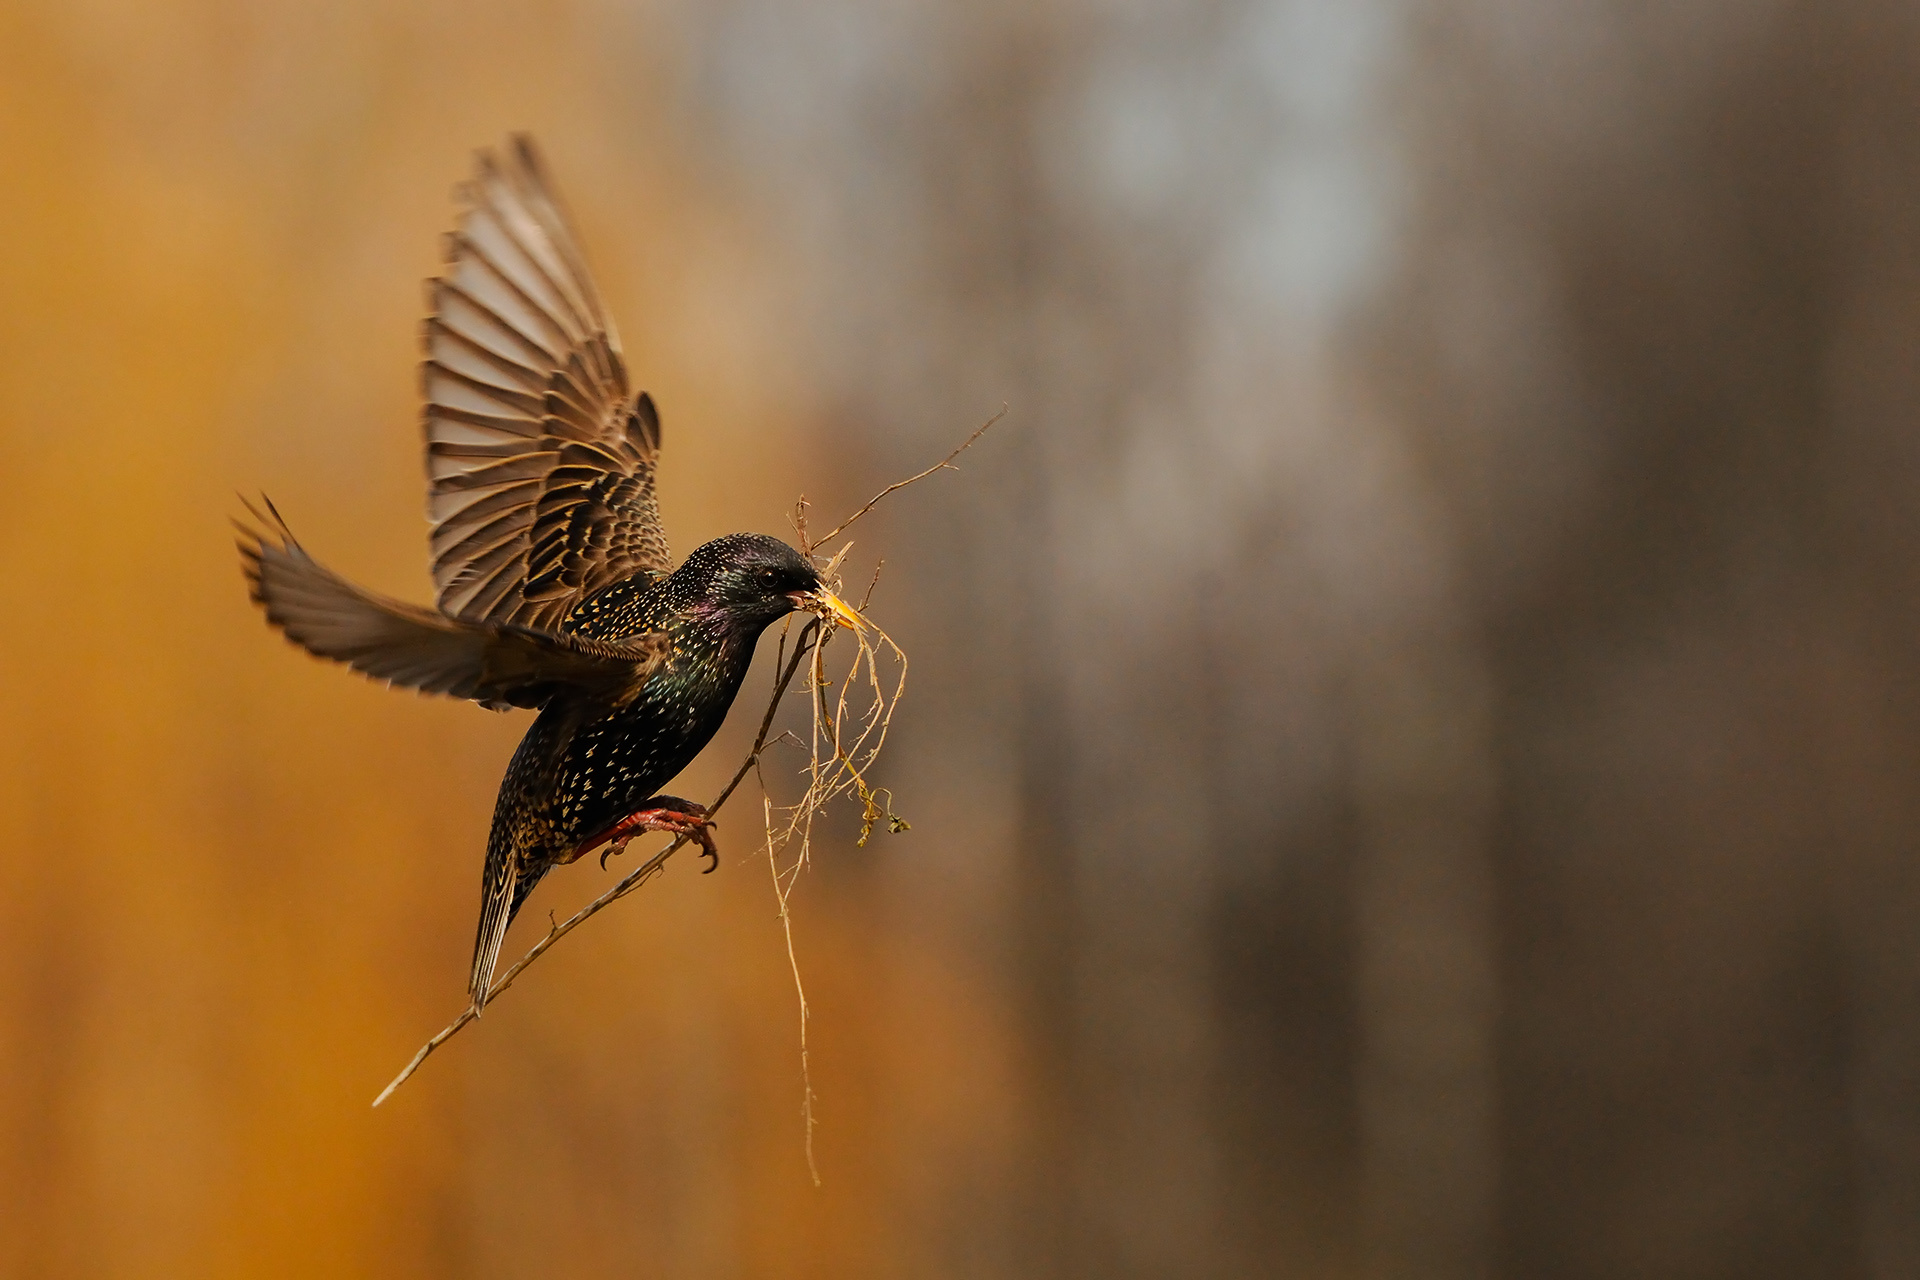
top-left (573, 797), bottom-right (719, 873)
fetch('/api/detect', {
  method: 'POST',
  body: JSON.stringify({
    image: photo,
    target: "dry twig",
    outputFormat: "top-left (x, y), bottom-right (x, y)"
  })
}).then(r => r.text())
top-left (808, 405), bottom-right (1006, 551)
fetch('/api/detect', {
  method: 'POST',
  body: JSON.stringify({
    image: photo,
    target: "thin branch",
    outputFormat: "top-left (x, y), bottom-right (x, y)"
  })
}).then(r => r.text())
top-left (805, 405), bottom-right (1006, 552)
top-left (373, 622), bottom-right (822, 1106)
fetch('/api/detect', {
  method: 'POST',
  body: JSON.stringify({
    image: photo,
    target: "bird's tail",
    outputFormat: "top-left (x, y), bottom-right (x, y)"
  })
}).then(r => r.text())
top-left (468, 706), bottom-right (581, 1013)
top-left (469, 835), bottom-right (545, 1014)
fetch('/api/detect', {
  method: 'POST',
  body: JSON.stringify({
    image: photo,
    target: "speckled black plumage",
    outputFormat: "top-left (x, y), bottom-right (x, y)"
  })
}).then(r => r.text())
top-left (473, 534), bottom-right (822, 1004)
top-left (238, 138), bottom-right (851, 1013)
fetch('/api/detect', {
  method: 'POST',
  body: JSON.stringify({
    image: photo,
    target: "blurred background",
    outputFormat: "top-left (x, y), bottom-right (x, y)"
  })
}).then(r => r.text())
top-left (3, 0), bottom-right (1919, 1276)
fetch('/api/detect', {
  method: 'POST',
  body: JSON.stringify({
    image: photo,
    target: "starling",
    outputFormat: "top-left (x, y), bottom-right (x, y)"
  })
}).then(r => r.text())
top-left (239, 137), bottom-right (859, 1013)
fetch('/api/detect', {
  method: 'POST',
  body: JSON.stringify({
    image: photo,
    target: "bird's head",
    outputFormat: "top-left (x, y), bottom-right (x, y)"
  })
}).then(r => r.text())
top-left (676, 533), bottom-right (861, 633)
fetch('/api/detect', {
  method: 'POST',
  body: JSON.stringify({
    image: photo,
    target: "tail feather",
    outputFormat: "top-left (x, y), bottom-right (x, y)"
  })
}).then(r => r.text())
top-left (469, 855), bottom-right (517, 1014)
top-left (469, 844), bottom-right (555, 1012)
top-left (468, 704), bottom-right (584, 1013)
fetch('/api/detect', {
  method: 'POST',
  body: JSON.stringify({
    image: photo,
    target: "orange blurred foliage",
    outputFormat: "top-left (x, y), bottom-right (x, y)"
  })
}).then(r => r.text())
top-left (0, 4), bottom-right (1015, 1275)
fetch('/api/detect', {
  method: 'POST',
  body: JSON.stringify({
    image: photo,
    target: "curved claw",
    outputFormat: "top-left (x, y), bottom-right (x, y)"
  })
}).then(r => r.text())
top-left (580, 806), bottom-right (717, 873)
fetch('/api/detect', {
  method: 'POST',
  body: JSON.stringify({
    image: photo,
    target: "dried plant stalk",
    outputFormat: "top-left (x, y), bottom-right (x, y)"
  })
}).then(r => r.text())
top-left (752, 576), bottom-right (910, 1181)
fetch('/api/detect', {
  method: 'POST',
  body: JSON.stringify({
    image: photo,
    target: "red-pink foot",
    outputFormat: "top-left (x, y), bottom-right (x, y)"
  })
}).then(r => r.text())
top-left (575, 800), bottom-right (718, 872)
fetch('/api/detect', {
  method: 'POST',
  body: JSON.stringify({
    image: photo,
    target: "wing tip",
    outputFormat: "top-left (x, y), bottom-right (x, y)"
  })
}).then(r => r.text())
top-left (233, 493), bottom-right (301, 600)
top-left (508, 133), bottom-right (544, 180)
top-left (631, 392), bottom-right (661, 454)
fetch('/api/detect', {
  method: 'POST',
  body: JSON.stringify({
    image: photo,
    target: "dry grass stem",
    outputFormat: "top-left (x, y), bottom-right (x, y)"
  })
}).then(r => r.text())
top-left (751, 571), bottom-right (910, 1181)
top-left (761, 787), bottom-right (821, 1186)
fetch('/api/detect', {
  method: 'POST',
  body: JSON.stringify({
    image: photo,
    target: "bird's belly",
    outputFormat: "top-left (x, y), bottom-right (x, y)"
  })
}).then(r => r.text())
top-left (546, 697), bottom-right (729, 844)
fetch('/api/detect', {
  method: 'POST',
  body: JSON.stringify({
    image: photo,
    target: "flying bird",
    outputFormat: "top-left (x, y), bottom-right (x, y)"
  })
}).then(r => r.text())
top-left (239, 137), bottom-right (859, 1014)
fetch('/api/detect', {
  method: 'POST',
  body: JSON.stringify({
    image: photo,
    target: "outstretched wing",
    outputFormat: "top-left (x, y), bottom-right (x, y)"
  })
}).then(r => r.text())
top-left (239, 502), bottom-right (668, 711)
top-left (423, 135), bottom-right (671, 632)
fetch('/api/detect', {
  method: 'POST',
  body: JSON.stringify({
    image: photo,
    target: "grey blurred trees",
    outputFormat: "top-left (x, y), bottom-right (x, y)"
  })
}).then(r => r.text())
top-left (680, 0), bottom-right (1920, 1276)
top-left (1387, 5), bottom-right (1920, 1276)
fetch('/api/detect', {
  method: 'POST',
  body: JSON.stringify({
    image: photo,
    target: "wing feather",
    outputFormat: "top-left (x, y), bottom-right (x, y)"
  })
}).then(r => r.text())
top-left (423, 136), bottom-right (669, 631)
top-left (424, 364), bottom-right (546, 419)
top-left (423, 319), bottom-right (547, 391)
top-left (428, 281), bottom-right (556, 370)
top-left (443, 233), bottom-right (573, 359)
top-left (239, 502), bottom-right (666, 711)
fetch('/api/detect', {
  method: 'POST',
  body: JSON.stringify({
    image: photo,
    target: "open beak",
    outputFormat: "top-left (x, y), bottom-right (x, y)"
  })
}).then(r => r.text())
top-left (792, 587), bottom-right (864, 631)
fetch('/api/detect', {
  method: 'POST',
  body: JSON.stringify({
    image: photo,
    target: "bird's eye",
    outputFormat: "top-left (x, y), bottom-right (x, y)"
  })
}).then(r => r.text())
top-left (757, 567), bottom-right (779, 587)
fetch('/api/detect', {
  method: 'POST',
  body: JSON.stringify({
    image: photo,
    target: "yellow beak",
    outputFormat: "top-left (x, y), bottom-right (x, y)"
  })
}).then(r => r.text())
top-left (796, 587), bottom-right (864, 631)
